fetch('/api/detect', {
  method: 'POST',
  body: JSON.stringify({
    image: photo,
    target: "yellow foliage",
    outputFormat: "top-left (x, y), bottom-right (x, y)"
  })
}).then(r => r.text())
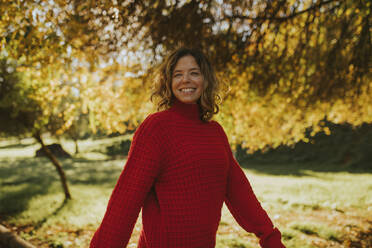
top-left (1, 0), bottom-right (370, 150)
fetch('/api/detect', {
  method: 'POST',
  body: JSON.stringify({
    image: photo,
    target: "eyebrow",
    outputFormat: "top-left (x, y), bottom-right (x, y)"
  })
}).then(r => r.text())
top-left (173, 67), bottom-right (200, 73)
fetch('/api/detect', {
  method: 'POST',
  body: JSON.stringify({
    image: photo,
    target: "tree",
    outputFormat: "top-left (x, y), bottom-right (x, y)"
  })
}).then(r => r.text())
top-left (64, 113), bottom-right (90, 154)
top-left (1, 0), bottom-right (371, 150)
top-left (0, 58), bottom-right (72, 200)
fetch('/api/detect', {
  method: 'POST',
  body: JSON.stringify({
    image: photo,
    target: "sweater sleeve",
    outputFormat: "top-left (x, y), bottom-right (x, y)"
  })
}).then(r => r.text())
top-left (215, 122), bottom-right (285, 248)
top-left (90, 114), bottom-right (163, 248)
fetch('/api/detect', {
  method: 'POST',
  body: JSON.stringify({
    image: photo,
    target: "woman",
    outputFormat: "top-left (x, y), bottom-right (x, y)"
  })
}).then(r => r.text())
top-left (90, 48), bottom-right (285, 248)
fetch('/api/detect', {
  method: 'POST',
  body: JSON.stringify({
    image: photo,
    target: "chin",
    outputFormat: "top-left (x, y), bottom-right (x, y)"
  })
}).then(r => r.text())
top-left (179, 98), bottom-right (198, 104)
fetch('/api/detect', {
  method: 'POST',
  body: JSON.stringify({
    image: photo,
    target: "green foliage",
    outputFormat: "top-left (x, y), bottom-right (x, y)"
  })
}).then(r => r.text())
top-left (0, 58), bottom-right (43, 136)
top-left (106, 139), bottom-right (131, 157)
top-left (236, 122), bottom-right (372, 169)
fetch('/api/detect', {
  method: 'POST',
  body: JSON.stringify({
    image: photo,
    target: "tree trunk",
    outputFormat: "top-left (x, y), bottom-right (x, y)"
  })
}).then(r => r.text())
top-left (0, 224), bottom-right (36, 248)
top-left (33, 132), bottom-right (72, 200)
top-left (74, 138), bottom-right (79, 154)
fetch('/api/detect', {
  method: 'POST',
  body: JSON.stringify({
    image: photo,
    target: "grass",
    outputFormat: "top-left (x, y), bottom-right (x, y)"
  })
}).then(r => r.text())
top-left (0, 137), bottom-right (371, 248)
top-left (289, 222), bottom-right (341, 241)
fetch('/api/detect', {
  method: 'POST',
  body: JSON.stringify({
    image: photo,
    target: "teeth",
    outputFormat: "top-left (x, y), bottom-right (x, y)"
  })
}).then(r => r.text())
top-left (180, 88), bottom-right (196, 92)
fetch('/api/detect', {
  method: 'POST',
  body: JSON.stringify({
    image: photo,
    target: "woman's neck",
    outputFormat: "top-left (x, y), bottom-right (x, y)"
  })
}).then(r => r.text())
top-left (169, 98), bottom-right (201, 122)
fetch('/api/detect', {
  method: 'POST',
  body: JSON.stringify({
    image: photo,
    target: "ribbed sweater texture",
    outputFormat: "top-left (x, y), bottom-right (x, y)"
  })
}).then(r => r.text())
top-left (90, 98), bottom-right (285, 248)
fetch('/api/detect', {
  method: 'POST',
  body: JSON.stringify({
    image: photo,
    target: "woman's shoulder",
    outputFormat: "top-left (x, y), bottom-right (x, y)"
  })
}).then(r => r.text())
top-left (147, 109), bottom-right (172, 123)
top-left (139, 110), bottom-right (171, 131)
top-left (209, 119), bottom-right (224, 130)
top-left (209, 120), bottom-right (229, 140)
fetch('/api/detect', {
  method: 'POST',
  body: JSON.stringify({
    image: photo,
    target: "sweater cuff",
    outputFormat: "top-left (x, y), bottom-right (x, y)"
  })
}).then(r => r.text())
top-left (259, 227), bottom-right (285, 248)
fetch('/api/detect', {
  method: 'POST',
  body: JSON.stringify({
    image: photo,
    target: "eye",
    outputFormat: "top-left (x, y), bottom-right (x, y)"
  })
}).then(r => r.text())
top-left (174, 73), bottom-right (182, 78)
top-left (191, 71), bottom-right (200, 76)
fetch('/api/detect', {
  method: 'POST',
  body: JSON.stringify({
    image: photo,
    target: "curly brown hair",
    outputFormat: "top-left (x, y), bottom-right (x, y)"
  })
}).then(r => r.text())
top-left (150, 47), bottom-right (221, 122)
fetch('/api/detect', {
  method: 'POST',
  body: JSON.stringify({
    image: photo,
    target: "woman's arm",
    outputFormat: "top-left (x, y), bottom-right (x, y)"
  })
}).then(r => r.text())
top-left (90, 114), bottom-right (164, 248)
top-left (214, 122), bottom-right (285, 248)
top-left (225, 154), bottom-right (285, 248)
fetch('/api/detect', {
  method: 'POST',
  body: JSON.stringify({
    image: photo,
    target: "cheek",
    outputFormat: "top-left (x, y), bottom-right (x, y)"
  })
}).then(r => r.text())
top-left (171, 80), bottom-right (178, 94)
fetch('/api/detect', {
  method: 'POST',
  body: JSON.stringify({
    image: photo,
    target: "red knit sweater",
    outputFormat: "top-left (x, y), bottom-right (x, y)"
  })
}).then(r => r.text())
top-left (90, 99), bottom-right (285, 248)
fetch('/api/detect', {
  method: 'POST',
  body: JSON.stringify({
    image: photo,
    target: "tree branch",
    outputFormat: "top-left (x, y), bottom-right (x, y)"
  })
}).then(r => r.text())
top-left (0, 225), bottom-right (36, 248)
top-left (228, 0), bottom-right (338, 22)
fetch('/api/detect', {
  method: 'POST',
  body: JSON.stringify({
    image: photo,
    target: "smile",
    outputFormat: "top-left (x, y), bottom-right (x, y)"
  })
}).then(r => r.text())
top-left (179, 88), bottom-right (196, 92)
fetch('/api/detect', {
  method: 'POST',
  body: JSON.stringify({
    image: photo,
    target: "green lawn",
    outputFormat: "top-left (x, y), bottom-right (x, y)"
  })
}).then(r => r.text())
top-left (0, 137), bottom-right (371, 247)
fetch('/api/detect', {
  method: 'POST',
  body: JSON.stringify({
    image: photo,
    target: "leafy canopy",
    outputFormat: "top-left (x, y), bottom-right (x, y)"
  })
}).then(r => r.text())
top-left (1, 0), bottom-right (371, 150)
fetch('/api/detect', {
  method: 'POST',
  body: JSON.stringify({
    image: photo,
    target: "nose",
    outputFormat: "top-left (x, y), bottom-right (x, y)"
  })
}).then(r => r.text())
top-left (180, 73), bottom-right (190, 83)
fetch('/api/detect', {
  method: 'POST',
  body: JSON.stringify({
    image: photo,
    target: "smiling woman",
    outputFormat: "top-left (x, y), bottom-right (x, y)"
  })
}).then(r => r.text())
top-left (89, 47), bottom-right (285, 248)
top-left (151, 47), bottom-right (221, 122)
top-left (171, 55), bottom-right (204, 104)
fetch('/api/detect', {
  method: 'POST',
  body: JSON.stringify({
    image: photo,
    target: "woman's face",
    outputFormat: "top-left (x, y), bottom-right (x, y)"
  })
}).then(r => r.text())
top-left (171, 55), bottom-right (204, 104)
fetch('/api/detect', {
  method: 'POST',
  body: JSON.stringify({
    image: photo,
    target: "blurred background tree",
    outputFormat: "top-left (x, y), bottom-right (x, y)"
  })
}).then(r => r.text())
top-left (1, 0), bottom-right (371, 150)
top-left (0, 57), bottom-right (72, 199)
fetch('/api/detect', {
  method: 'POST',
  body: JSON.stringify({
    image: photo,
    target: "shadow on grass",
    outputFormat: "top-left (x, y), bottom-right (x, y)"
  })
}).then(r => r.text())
top-left (237, 158), bottom-right (372, 177)
top-left (0, 183), bottom-right (51, 219)
top-left (0, 148), bottom-right (370, 222)
top-left (0, 158), bottom-right (54, 217)
top-left (33, 198), bottom-right (70, 230)
top-left (0, 156), bottom-right (124, 218)
top-left (61, 157), bottom-right (123, 185)
top-left (0, 142), bottom-right (37, 149)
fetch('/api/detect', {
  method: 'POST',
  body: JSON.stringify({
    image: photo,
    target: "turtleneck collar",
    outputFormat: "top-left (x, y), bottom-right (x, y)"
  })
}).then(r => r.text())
top-left (169, 98), bottom-right (202, 122)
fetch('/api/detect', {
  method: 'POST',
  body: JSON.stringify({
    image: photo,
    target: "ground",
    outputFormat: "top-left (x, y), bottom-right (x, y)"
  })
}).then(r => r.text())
top-left (0, 137), bottom-right (371, 248)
